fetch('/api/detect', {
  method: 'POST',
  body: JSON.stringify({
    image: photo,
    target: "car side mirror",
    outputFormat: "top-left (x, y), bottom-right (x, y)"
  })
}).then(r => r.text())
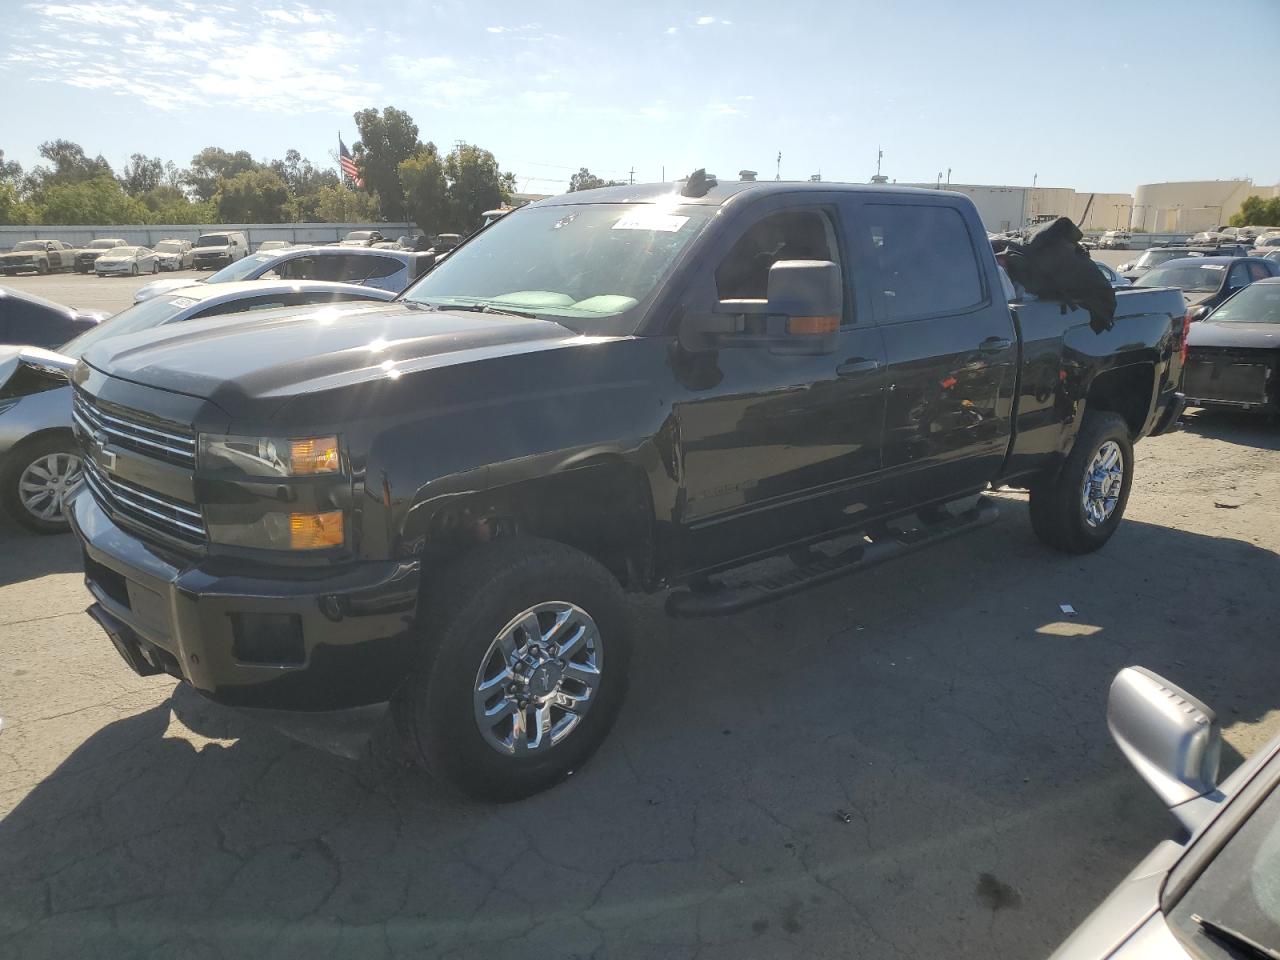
top-left (681, 259), bottom-right (842, 355)
top-left (1108, 666), bottom-right (1221, 831)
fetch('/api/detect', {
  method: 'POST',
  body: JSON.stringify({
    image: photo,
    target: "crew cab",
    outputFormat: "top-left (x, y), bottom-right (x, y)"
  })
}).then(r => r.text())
top-left (66, 180), bottom-right (1188, 801)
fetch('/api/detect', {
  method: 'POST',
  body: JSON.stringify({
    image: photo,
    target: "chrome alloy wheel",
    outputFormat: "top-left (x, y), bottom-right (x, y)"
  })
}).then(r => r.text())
top-left (473, 602), bottom-right (603, 756)
top-left (19, 451), bottom-right (83, 523)
top-left (1081, 440), bottom-right (1124, 528)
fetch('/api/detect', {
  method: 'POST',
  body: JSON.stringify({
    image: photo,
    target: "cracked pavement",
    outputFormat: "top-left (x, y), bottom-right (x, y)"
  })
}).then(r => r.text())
top-left (1, 411), bottom-right (1278, 959)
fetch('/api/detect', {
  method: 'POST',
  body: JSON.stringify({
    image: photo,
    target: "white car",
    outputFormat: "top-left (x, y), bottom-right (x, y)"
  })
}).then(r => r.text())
top-left (132, 246), bottom-right (436, 302)
top-left (152, 239), bottom-right (193, 271)
top-left (95, 246), bottom-right (159, 277)
top-left (1099, 230), bottom-right (1131, 250)
top-left (256, 240), bottom-right (291, 253)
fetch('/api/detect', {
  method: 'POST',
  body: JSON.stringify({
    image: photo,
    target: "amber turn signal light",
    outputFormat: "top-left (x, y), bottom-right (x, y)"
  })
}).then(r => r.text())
top-left (289, 510), bottom-right (344, 549)
top-left (289, 436), bottom-right (340, 475)
top-left (787, 315), bottom-right (838, 335)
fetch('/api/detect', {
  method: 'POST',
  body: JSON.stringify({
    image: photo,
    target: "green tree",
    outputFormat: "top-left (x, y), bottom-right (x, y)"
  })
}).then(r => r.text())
top-left (312, 183), bottom-right (380, 222)
top-left (119, 153), bottom-right (168, 196)
top-left (0, 149), bottom-right (22, 188)
top-left (568, 167), bottom-right (624, 192)
top-left (1229, 195), bottom-right (1280, 228)
top-left (444, 143), bottom-right (513, 231)
top-left (271, 149), bottom-right (341, 221)
top-left (186, 147), bottom-right (259, 202)
top-left (140, 185), bottom-right (217, 224)
top-left (352, 106), bottom-right (422, 221)
top-left (399, 144), bottom-right (449, 235)
top-left (23, 140), bottom-right (114, 202)
top-left (0, 183), bottom-right (37, 225)
top-left (215, 168), bottom-right (290, 223)
top-left (38, 174), bottom-right (149, 224)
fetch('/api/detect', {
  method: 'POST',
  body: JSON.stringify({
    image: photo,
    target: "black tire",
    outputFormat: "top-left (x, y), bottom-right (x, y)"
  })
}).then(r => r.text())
top-left (1, 434), bottom-right (82, 535)
top-left (151, 260), bottom-right (159, 274)
top-left (36, 260), bottom-right (48, 275)
top-left (130, 263), bottom-right (139, 276)
top-left (1029, 411), bottom-right (1133, 554)
top-left (394, 537), bottom-right (633, 802)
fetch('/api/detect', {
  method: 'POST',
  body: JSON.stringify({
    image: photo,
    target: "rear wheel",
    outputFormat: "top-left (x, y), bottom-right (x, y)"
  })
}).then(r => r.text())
top-left (130, 263), bottom-right (139, 276)
top-left (1, 435), bottom-right (83, 534)
top-left (394, 537), bottom-right (632, 801)
top-left (1029, 411), bottom-right (1133, 554)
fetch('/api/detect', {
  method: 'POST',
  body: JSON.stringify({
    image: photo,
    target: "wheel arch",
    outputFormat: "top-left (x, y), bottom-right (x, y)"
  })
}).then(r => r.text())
top-left (1080, 362), bottom-right (1156, 440)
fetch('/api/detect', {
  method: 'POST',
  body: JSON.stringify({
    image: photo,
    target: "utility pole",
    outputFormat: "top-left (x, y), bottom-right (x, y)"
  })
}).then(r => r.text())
top-left (946, 167), bottom-right (951, 186)
top-left (629, 167), bottom-right (634, 185)
top-left (775, 151), bottom-right (781, 182)
top-left (876, 147), bottom-right (882, 178)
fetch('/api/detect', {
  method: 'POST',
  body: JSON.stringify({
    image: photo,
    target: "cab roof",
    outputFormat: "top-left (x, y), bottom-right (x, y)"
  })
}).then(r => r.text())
top-left (534, 180), bottom-right (964, 208)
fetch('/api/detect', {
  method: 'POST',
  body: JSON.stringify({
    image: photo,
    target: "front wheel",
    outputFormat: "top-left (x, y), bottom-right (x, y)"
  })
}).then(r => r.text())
top-left (152, 260), bottom-right (159, 274)
top-left (36, 261), bottom-right (48, 275)
top-left (130, 263), bottom-right (139, 276)
top-left (1029, 411), bottom-right (1133, 554)
top-left (394, 537), bottom-right (632, 801)
top-left (1, 436), bottom-right (83, 534)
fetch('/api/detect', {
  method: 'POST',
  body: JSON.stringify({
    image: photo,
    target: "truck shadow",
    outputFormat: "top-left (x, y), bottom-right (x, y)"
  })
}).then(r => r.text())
top-left (1182, 408), bottom-right (1280, 449)
top-left (1, 503), bottom-right (1277, 958)
top-left (0, 520), bottom-right (82, 587)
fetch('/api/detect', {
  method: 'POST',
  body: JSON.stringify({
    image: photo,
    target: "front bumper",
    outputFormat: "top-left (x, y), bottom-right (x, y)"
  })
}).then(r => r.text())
top-left (67, 486), bottom-right (421, 711)
top-left (95, 264), bottom-right (133, 275)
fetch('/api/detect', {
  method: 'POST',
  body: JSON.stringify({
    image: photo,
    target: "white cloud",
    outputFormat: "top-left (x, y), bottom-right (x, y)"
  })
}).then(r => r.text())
top-left (387, 54), bottom-right (491, 108)
top-left (665, 26), bottom-right (678, 34)
top-left (709, 102), bottom-right (745, 117)
top-left (485, 22), bottom-right (541, 34)
top-left (262, 6), bottom-right (334, 24)
top-left (694, 15), bottom-right (715, 25)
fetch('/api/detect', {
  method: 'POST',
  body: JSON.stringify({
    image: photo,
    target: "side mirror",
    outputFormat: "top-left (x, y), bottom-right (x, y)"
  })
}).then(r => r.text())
top-left (681, 259), bottom-right (842, 355)
top-left (1108, 667), bottom-right (1221, 831)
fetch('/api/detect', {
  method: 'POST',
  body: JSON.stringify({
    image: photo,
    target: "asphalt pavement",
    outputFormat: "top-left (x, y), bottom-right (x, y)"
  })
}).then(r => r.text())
top-left (1, 262), bottom-right (1278, 960)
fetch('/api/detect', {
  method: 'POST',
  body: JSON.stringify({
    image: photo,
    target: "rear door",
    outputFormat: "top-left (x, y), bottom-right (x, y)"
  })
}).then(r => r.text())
top-left (856, 199), bottom-right (1017, 508)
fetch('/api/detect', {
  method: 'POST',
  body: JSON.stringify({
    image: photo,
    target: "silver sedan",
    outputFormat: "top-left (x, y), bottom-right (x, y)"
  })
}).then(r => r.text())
top-left (153, 239), bottom-right (193, 271)
top-left (94, 246), bottom-right (159, 277)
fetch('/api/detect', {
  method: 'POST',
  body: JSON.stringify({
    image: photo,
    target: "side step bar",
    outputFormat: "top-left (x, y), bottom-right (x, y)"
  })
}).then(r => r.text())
top-left (665, 497), bottom-right (1000, 618)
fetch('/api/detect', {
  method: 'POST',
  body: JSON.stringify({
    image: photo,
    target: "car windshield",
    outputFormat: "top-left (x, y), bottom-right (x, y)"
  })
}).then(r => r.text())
top-left (346, 232), bottom-right (373, 240)
top-left (58, 295), bottom-right (192, 358)
top-left (88, 239), bottom-right (121, 249)
top-left (1169, 781), bottom-right (1280, 955)
top-left (155, 241), bottom-right (183, 253)
top-left (105, 247), bottom-right (138, 257)
top-left (13, 241), bottom-right (44, 251)
top-left (1137, 250), bottom-right (1203, 268)
top-left (402, 201), bottom-right (715, 333)
top-left (1210, 283), bottom-right (1280, 323)
top-left (196, 235), bottom-right (229, 247)
top-left (207, 252), bottom-right (276, 282)
top-left (1135, 264), bottom-right (1226, 292)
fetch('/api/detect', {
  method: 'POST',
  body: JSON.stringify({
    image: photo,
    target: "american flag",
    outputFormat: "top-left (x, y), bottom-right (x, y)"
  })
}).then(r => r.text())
top-left (339, 136), bottom-right (363, 188)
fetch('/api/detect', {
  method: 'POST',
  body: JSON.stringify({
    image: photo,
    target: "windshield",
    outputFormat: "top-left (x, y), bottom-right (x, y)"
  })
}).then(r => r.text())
top-left (155, 241), bottom-right (183, 253)
top-left (402, 202), bottom-right (714, 333)
top-left (195, 235), bottom-right (229, 247)
top-left (102, 247), bottom-right (138, 257)
top-left (59, 295), bottom-right (192, 358)
top-left (1136, 264), bottom-right (1226, 292)
top-left (207, 252), bottom-right (276, 282)
top-left (1209, 283), bottom-right (1280, 323)
top-left (88, 239), bottom-right (121, 249)
top-left (13, 241), bottom-right (44, 251)
top-left (1169, 781), bottom-right (1280, 956)
top-left (1137, 250), bottom-right (1203, 268)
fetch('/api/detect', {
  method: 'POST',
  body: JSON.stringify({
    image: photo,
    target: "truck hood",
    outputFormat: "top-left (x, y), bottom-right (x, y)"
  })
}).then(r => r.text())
top-left (1188, 321), bottom-right (1280, 350)
top-left (81, 302), bottom-right (590, 417)
top-left (0, 251), bottom-right (40, 261)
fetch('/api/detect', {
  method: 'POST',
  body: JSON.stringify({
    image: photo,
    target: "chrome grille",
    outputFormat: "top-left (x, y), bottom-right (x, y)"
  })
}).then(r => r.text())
top-left (82, 457), bottom-right (207, 544)
top-left (73, 390), bottom-right (196, 468)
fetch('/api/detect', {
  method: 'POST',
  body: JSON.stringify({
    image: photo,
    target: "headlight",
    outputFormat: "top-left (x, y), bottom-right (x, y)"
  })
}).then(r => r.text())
top-left (198, 434), bottom-right (341, 476)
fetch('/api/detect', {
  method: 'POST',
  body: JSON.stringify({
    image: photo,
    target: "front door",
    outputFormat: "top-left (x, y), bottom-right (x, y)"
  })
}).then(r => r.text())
top-left (855, 200), bottom-right (1017, 511)
top-left (672, 199), bottom-right (887, 575)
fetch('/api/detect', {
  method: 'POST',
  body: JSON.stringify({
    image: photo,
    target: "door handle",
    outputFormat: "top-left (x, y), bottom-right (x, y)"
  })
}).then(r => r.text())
top-left (837, 358), bottom-right (882, 376)
top-left (978, 337), bottom-right (1012, 353)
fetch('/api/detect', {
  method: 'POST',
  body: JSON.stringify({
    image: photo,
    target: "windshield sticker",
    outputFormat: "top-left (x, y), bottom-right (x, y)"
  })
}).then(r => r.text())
top-left (552, 213), bottom-right (579, 230)
top-left (1200, 264), bottom-right (1225, 270)
top-left (169, 297), bottom-right (197, 307)
top-left (613, 214), bottom-right (690, 233)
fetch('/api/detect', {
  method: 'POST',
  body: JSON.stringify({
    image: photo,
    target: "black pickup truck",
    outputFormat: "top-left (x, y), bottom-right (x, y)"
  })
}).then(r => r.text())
top-left (67, 180), bottom-right (1188, 799)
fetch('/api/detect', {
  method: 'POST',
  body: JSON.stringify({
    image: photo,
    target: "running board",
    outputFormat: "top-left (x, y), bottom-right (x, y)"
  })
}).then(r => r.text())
top-left (665, 497), bottom-right (1000, 618)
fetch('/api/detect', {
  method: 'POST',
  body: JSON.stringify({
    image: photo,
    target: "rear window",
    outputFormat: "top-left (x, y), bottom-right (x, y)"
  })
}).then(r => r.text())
top-left (863, 204), bottom-right (985, 321)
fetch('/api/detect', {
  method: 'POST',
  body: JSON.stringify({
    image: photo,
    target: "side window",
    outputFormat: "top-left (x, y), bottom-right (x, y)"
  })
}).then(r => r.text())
top-left (863, 204), bottom-right (985, 322)
top-left (189, 296), bottom-right (292, 320)
top-left (714, 210), bottom-right (837, 301)
top-left (360, 257), bottom-right (404, 280)
top-left (274, 256), bottom-right (318, 280)
top-left (1228, 263), bottom-right (1251, 289)
top-left (1247, 262), bottom-right (1270, 282)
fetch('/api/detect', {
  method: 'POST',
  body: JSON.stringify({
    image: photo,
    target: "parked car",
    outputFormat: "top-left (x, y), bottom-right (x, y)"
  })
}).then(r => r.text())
top-left (1182, 276), bottom-right (1280, 414)
top-left (256, 240), bottom-right (290, 253)
top-left (1116, 247), bottom-right (1224, 281)
top-left (1, 239), bottom-right (76, 275)
top-left (1134, 256), bottom-right (1280, 320)
top-left (1251, 234), bottom-right (1280, 252)
top-left (152, 239), bottom-right (193, 271)
top-left (1079, 236), bottom-right (1098, 250)
top-left (66, 180), bottom-right (1188, 800)
top-left (0, 286), bottom-right (103, 350)
top-left (1050, 667), bottom-right (1280, 960)
top-left (1093, 261), bottom-right (1132, 288)
top-left (74, 238), bottom-right (128, 273)
top-left (132, 246), bottom-right (437, 302)
top-left (1099, 230), bottom-right (1131, 250)
top-left (0, 281), bottom-right (396, 533)
top-left (191, 231), bottom-right (249, 270)
top-left (340, 230), bottom-right (384, 246)
top-left (1259, 250), bottom-right (1280, 265)
top-left (94, 246), bottom-right (159, 277)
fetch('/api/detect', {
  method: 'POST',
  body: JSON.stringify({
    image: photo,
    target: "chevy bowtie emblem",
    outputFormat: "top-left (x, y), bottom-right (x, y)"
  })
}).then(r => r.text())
top-left (93, 430), bottom-right (116, 471)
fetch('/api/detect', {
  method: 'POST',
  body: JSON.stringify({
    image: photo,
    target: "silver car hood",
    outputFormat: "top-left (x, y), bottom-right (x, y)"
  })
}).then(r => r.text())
top-left (134, 277), bottom-right (205, 302)
top-left (0, 345), bottom-right (74, 391)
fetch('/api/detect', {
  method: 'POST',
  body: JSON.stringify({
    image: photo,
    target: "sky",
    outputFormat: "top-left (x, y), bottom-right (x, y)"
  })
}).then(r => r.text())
top-left (1, 0), bottom-right (1278, 197)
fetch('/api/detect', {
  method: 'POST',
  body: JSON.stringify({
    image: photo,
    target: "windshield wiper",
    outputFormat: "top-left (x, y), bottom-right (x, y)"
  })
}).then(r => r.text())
top-left (433, 301), bottom-right (540, 320)
top-left (1192, 914), bottom-right (1280, 960)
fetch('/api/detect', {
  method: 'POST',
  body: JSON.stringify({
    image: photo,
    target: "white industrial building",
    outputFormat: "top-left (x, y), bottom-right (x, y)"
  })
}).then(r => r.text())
top-left (898, 182), bottom-right (1133, 233)
top-left (1130, 180), bottom-right (1280, 233)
